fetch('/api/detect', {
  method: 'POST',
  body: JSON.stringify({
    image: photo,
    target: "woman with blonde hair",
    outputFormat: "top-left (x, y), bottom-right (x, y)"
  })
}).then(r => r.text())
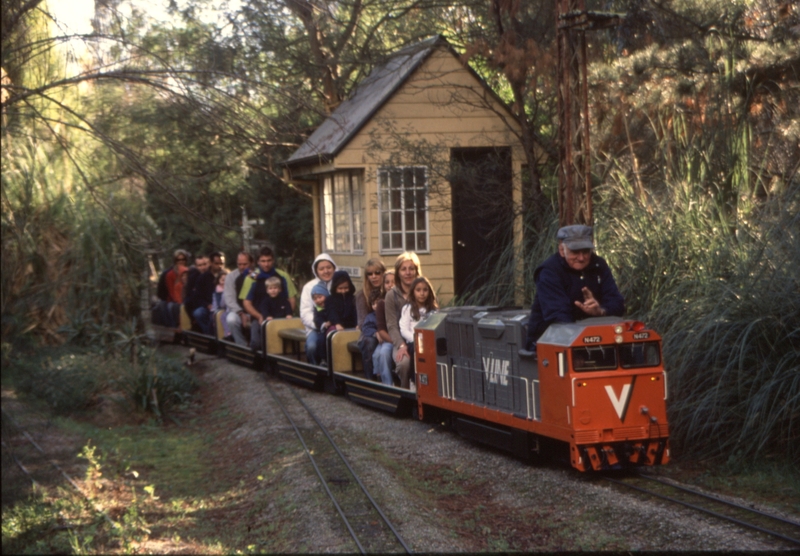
top-left (356, 258), bottom-right (386, 379)
top-left (385, 252), bottom-right (421, 389)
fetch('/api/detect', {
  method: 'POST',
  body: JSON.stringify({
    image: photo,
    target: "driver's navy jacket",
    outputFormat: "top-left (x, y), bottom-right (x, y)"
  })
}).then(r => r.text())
top-left (525, 252), bottom-right (625, 350)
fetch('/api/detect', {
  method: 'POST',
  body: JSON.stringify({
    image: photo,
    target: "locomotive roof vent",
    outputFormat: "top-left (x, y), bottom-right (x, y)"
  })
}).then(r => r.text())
top-left (477, 317), bottom-right (505, 339)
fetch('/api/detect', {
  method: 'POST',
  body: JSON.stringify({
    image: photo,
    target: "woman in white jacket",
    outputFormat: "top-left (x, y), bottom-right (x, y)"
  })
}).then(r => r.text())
top-left (299, 253), bottom-right (337, 364)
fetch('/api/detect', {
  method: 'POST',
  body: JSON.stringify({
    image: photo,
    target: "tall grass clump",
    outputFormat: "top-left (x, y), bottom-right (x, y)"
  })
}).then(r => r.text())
top-left (1, 139), bottom-right (158, 351)
top-left (598, 166), bottom-right (799, 466)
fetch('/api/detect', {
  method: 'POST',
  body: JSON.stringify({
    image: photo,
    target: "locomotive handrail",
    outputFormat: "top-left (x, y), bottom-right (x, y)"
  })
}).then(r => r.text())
top-left (437, 362), bottom-right (451, 399)
top-left (520, 377), bottom-right (531, 420)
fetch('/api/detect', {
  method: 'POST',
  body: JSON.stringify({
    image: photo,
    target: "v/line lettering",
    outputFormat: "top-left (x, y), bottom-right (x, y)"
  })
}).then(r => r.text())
top-left (483, 357), bottom-right (510, 386)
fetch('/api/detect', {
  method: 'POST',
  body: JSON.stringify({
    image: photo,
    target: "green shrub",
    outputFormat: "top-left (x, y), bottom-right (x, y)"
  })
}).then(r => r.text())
top-left (11, 350), bottom-right (107, 414)
top-left (6, 343), bottom-right (197, 419)
top-left (115, 349), bottom-right (198, 417)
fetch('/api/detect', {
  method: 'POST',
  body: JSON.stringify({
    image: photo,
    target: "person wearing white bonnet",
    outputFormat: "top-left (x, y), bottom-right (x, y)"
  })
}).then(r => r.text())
top-left (524, 224), bottom-right (625, 351)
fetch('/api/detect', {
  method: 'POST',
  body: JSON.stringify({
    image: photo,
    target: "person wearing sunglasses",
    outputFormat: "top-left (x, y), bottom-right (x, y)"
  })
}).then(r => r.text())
top-left (355, 259), bottom-right (386, 380)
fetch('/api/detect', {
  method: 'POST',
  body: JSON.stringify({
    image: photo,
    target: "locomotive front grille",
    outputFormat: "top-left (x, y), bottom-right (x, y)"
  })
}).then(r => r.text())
top-left (574, 430), bottom-right (601, 443)
top-left (612, 426), bottom-right (647, 440)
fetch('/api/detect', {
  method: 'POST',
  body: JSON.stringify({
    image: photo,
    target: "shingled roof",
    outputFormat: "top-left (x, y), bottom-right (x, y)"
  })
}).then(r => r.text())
top-left (285, 35), bottom-right (445, 168)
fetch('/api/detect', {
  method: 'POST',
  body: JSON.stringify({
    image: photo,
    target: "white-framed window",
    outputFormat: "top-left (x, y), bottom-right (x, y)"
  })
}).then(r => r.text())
top-left (378, 166), bottom-right (429, 254)
top-left (321, 171), bottom-right (364, 254)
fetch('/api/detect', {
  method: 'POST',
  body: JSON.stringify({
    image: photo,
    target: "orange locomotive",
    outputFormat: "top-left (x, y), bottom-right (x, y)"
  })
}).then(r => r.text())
top-left (413, 307), bottom-right (670, 471)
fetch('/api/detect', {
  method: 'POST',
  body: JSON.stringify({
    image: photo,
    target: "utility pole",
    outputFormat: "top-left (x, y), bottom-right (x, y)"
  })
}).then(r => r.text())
top-left (241, 206), bottom-right (265, 255)
top-left (556, 1), bottom-right (620, 226)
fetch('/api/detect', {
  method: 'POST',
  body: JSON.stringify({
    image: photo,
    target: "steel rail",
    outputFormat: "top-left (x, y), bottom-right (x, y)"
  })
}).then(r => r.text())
top-left (636, 472), bottom-right (800, 529)
top-left (2, 438), bottom-right (41, 488)
top-left (603, 476), bottom-right (800, 546)
top-left (264, 380), bottom-right (367, 554)
top-left (288, 386), bottom-right (413, 554)
top-left (1, 407), bottom-right (119, 529)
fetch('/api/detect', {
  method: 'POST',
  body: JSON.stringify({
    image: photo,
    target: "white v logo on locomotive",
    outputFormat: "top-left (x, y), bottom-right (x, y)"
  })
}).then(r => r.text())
top-left (482, 357), bottom-right (510, 386)
top-left (605, 383), bottom-right (632, 421)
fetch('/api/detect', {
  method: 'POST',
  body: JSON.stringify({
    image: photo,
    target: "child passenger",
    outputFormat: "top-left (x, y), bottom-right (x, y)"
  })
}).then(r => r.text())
top-left (257, 276), bottom-right (293, 322)
top-left (212, 271), bottom-right (231, 337)
top-left (373, 271), bottom-right (396, 385)
top-left (311, 283), bottom-right (331, 363)
top-left (326, 270), bottom-right (357, 331)
top-left (399, 277), bottom-right (438, 391)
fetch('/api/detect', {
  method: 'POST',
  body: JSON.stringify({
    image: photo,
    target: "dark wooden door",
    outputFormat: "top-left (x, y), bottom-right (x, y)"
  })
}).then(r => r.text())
top-left (450, 147), bottom-right (513, 300)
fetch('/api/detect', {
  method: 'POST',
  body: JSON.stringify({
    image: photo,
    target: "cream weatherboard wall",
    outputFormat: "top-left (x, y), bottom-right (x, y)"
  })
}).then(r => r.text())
top-left (290, 45), bottom-right (525, 304)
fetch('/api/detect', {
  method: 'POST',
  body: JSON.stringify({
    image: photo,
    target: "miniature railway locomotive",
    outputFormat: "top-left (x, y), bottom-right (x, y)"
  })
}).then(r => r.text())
top-left (414, 307), bottom-right (670, 471)
top-left (168, 304), bottom-right (670, 472)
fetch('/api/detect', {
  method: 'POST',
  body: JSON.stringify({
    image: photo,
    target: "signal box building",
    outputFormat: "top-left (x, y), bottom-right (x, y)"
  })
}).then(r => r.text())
top-left (284, 36), bottom-right (526, 303)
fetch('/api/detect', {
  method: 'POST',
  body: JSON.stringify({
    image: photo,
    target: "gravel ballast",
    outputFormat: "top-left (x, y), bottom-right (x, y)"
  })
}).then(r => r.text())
top-left (197, 353), bottom-right (790, 552)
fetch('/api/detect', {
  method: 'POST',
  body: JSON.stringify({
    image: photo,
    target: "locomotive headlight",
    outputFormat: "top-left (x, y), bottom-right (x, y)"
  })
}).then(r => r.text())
top-left (417, 332), bottom-right (424, 354)
top-left (615, 335), bottom-right (623, 343)
top-left (614, 325), bottom-right (624, 334)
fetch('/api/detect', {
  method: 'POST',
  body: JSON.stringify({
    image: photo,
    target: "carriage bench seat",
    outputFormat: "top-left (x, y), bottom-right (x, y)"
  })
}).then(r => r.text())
top-left (347, 340), bottom-right (363, 374)
top-left (278, 327), bottom-right (307, 360)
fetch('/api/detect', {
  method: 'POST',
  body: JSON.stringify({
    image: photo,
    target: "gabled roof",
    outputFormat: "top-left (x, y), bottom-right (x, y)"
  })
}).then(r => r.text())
top-left (285, 35), bottom-right (446, 168)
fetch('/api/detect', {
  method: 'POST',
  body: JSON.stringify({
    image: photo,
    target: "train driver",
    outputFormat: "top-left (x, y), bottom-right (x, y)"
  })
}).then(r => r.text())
top-left (524, 225), bottom-right (625, 352)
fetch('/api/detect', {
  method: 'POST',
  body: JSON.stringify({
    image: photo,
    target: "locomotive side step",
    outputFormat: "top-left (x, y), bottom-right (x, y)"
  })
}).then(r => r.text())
top-left (452, 415), bottom-right (538, 460)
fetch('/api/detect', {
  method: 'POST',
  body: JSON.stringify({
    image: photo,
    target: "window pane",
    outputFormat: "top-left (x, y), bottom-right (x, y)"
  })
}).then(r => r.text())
top-left (572, 346), bottom-right (618, 371)
top-left (415, 167), bottom-right (426, 185)
top-left (391, 211), bottom-right (402, 230)
top-left (415, 188), bottom-right (426, 209)
top-left (405, 210), bottom-right (416, 231)
top-left (404, 188), bottom-right (416, 210)
top-left (378, 166), bottom-right (429, 253)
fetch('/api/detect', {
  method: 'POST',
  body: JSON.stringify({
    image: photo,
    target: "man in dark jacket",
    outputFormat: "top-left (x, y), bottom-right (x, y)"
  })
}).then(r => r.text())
top-left (242, 247), bottom-right (289, 350)
top-left (183, 255), bottom-right (216, 335)
top-left (525, 225), bottom-right (625, 351)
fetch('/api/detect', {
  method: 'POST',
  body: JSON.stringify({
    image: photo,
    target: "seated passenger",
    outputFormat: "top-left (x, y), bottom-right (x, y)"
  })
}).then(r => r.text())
top-left (210, 251), bottom-right (225, 282)
top-left (356, 259), bottom-right (386, 380)
top-left (386, 252), bottom-right (421, 389)
top-left (183, 255), bottom-right (215, 335)
top-left (300, 254), bottom-right (337, 365)
top-left (242, 247), bottom-right (289, 350)
top-left (224, 252), bottom-right (254, 345)
top-left (311, 282), bottom-right (331, 364)
top-left (258, 276), bottom-right (293, 323)
top-left (373, 271), bottom-right (395, 386)
top-left (524, 225), bottom-right (625, 352)
top-left (327, 270), bottom-right (357, 331)
top-left (153, 249), bottom-right (189, 328)
top-left (212, 271), bottom-right (230, 337)
top-left (399, 277), bottom-right (438, 392)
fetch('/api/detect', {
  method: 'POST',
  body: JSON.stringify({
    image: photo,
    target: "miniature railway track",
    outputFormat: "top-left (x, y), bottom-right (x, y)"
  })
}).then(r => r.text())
top-left (602, 472), bottom-right (800, 547)
top-left (262, 377), bottom-right (412, 554)
top-left (1, 408), bottom-right (117, 528)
